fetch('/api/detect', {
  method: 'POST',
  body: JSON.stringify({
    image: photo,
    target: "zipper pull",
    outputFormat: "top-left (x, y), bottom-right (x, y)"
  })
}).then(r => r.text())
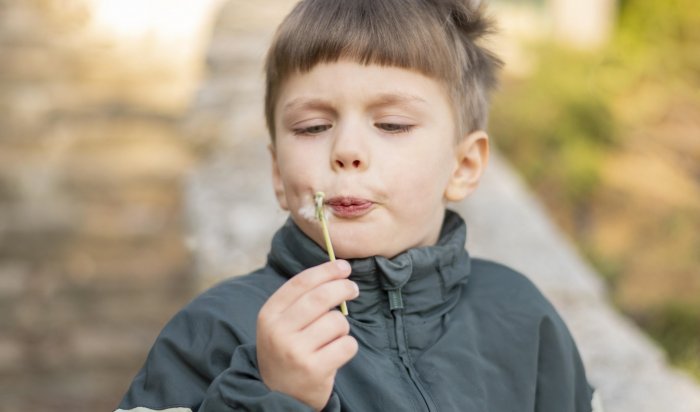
top-left (388, 289), bottom-right (404, 311)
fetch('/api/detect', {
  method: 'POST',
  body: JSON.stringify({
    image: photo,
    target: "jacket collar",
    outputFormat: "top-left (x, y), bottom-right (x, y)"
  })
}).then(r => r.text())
top-left (267, 209), bottom-right (471, 317)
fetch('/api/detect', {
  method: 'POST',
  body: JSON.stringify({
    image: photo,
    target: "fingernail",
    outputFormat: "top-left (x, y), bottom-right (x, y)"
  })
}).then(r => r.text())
top-left (335, 260), bottom-right (351, 273)
top-left (351, 281), bottom-right (360, 297)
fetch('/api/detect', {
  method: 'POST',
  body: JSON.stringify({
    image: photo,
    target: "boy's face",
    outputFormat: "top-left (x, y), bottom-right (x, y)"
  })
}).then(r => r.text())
top-left (270, 61), bottom-right (487, 259)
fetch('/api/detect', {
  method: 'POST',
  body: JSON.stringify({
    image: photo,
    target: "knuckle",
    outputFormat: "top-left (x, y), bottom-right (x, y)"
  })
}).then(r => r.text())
top-left (286, 352), bottom-right (314, 375)
top-left (330, 311), bottom-right (350, 334)
top-left (306, 289), bottom-right (330, 308)
top-left (265, 328), bottom-right (283, 348)
top-left (281, 345), bottom-right (302, 366)
top-left (345, 280), bottom-right (359, 297)
top-left (257, 309), bottom-right (270, 324)
top-left (343, 336), bottom-right (359, 356)
top-left (340, 318), bottom-right (351, 335)
top-left (300, 280), bottom-right (351, 312)
top-left (299, 360), bottom-right (316, 376)
top-left (290, 274), bottom-right (312, 291)
top-left (329, 309), bottom-right (345, 323)
top-left (257, 309), bottom-right (279, 331)
top-left (257, 312), bottom-right (271, 331)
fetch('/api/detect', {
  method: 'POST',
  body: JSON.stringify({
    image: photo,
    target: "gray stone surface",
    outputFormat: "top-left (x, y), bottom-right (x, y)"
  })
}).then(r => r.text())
top-left (185, 1), bottom-right (700, 410)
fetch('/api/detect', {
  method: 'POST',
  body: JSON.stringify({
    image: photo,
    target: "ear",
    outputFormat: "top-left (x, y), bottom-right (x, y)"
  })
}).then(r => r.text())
top-left (444, 130), bottom-right (490, 202)
top-left (268, 143), bottom-right (289, 211)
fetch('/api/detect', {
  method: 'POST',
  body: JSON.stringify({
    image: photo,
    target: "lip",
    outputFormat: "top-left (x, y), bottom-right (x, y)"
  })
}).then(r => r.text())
top-left (325, 196), bottom-right (374, 218)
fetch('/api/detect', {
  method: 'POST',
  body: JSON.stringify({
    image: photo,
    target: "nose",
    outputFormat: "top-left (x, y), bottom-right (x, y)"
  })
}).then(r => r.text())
top-left (331, 124), bottom-right (368, 172)
top-left (335, 158), bottom-right (362, 169)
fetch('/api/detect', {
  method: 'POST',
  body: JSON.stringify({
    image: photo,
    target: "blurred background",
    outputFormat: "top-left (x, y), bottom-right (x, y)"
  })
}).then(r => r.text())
top-left (490, 0), bottom-right (700, 382)
top-left (0, 0), bottom-right (697, 410)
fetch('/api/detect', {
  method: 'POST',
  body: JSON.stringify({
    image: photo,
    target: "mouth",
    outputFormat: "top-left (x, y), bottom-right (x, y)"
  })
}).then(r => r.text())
top-left (325, 196), bottom-right (374, 218)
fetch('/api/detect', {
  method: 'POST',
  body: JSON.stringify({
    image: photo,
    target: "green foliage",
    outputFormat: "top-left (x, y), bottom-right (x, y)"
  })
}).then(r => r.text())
top-left (637, 302), bottom-right (700, 380)
top-left (491, 0), bottom-right (700, 211)
top-left (616, 0), bottom-right (700, 91)
top-left (581, 244), bottom-right (624, 290)
top-left (489, 46), bottom-right (617, 212)
top-left (618, 0), bottom-right (700, 51)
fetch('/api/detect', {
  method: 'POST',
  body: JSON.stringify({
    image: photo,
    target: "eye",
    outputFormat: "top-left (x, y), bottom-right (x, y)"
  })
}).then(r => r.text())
top-left (376, 123), bottom-right (414, 134)
top-left (292, 124), bottom-right (331, 136)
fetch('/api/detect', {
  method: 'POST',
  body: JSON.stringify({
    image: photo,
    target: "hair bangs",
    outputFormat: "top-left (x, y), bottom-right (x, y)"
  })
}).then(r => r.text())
top-left (281, 1), bottom-right (450, 75)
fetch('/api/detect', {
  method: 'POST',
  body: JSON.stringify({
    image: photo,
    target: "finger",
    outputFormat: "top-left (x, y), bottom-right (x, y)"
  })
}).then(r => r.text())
top-left (298, 310), bottom-right (351, 352)
top-left (314, 335), bottom-right (359, 373)
top-left (283, 278), bottom-right (358, 331)
top-left (261, 260), bottom-right (351, 318)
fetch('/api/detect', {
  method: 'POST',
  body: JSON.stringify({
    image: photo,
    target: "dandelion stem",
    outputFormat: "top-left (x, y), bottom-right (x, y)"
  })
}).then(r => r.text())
top-left (315, 192), bottom-right (348, 316)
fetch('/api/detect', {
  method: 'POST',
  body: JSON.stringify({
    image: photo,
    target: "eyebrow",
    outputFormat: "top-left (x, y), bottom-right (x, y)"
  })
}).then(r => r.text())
top-left (366, 92), bottom-right (429, 110)
top-left (282, 97), bottom-right (333, 113)
top-left (281, 92), bottom-right (428, 113)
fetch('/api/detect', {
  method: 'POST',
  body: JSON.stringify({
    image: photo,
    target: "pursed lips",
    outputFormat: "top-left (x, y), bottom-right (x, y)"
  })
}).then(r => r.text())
top-left (325, 196), bottom-right (374, 218)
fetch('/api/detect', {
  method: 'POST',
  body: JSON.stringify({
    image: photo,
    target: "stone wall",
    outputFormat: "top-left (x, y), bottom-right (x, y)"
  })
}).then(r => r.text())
top-left (0, 1), bottom-right (198, 410)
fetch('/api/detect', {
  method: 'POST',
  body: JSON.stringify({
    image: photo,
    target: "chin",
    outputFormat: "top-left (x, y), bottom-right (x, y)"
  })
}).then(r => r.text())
top-left (333, 240), bottom-right (400, 260)
top-left (332, 242), bottom-right (373, 259)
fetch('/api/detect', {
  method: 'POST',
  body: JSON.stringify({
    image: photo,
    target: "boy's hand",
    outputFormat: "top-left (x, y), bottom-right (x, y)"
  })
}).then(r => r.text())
top-left (256, 260), bottom-right (359, 411)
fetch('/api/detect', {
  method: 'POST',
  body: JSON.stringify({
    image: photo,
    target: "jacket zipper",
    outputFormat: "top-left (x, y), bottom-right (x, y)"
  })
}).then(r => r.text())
top-left (388, 289), bottom-right (439, 412)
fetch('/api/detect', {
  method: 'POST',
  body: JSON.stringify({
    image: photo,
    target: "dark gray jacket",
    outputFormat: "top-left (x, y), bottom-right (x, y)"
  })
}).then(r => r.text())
top-left (117, 210), bottom-right (596, 411)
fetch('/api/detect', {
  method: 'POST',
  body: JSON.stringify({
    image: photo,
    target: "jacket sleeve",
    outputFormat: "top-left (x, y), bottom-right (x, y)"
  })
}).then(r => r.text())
top-left (116, 300), bottom-right (341, 412)
top-left (199, 343), bottom-right (341, 411)
top-left (534, 314), bottom-right (599, 412)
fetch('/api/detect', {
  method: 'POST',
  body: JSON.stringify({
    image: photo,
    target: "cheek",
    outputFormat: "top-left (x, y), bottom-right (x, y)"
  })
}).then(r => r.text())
top-left (388, 156), bottom-right (451, 211)
top-left (280, 164), bottom-right (310, 193)
top-left (403, 141), bottom-right (455, 188)
top-left (278, 152), bottom-right (319, 203)
top-left (278, 142), bottom-right (305, 178)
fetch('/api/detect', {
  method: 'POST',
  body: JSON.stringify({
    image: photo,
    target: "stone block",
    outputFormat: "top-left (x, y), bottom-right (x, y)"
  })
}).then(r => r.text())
top-left (67, 325), bottom-right (151, 367)
top-left (0, 261), bottom-right (29, 298)
top-left (59, 121), bottom-right (194, 186)
top-left (0, 45), bottom-right (68, 82)
top-left (0, 337), bottom-right (23, 373)
top-left (62, 233), bottom-right (191, 282)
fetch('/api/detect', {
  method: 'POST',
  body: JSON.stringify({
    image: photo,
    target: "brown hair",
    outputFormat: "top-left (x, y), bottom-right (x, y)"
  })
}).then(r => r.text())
top-left (264, 0), bottom-right (502, 142)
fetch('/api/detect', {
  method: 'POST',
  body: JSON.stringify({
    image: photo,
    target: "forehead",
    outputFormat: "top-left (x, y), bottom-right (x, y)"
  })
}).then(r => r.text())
top-left (276, 61), bottom-right (452, 113)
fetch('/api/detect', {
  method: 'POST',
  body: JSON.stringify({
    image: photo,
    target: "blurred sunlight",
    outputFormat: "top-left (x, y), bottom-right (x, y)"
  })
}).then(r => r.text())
top-left (89, 0), bottom-right (222, 41)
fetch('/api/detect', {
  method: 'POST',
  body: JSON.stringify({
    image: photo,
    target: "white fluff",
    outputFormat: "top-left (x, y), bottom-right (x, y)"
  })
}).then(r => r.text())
top-left (298, 200), bottom-right (330, 223)
top-left (298, 203), bottom-right (317, 222)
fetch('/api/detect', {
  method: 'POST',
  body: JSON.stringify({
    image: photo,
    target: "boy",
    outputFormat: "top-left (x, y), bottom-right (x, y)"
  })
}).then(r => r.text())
top-left (117, 0), bottom-right (601, 411)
